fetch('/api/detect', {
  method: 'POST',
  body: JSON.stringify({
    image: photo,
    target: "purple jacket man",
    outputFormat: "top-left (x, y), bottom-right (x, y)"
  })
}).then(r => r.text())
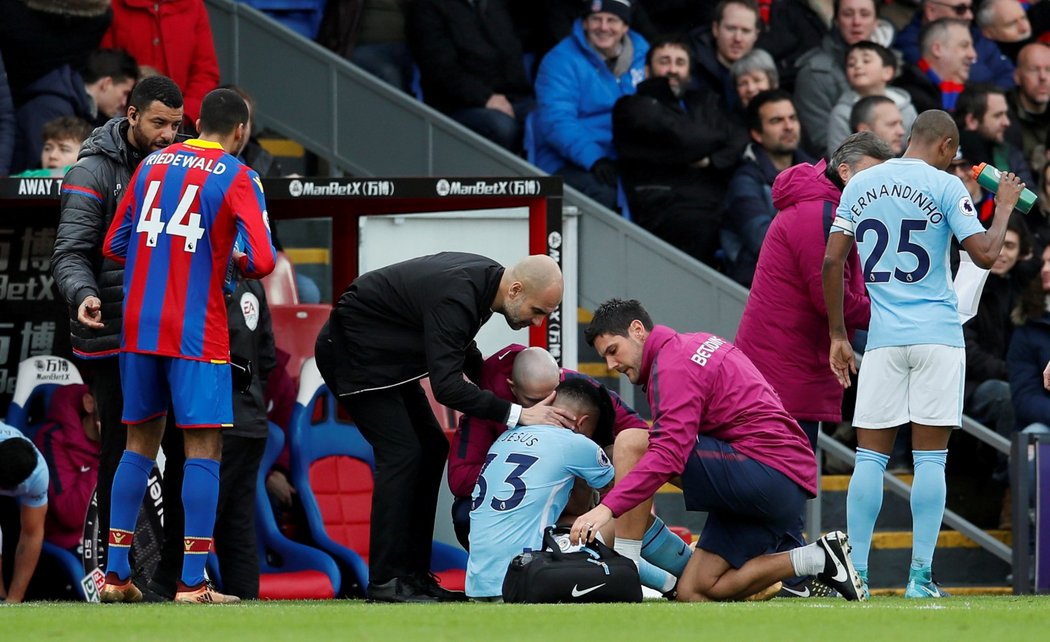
top-left (569, 299), bottom-right (863, 602)
top-left (735, 159), bottom-right (871, 428)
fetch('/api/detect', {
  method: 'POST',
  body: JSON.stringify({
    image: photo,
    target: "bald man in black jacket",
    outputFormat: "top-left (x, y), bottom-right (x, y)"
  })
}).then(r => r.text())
top-left (315, 252), bottom-right (570, 602)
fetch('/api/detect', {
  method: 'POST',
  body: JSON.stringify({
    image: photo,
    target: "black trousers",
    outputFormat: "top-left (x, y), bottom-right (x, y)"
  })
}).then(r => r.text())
top-left (86, 357), bottom-right (124, 567)
top-left (214, 434), bottom-right (266, 599)
top-left (340, 382), bottom-right (449, 585)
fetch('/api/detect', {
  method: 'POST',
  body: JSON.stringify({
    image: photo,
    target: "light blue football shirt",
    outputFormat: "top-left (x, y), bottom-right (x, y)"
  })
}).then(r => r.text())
top-left (466, 424), bottom-right (614, 598)
top-left (0, 422), bottom-right (49, 508)
top-left (832, 157), bottom-right (986, 350)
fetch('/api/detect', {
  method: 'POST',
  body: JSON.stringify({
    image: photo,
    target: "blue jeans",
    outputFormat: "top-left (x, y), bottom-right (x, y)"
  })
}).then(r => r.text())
top-left (350, 42), bottom-right (413, 94)
top-left (966, 379), bottom-right (1015, 482)
top-left (557, 163), bottom-right (617, 211)
top-left (450, 97), bottom-right (534, 153)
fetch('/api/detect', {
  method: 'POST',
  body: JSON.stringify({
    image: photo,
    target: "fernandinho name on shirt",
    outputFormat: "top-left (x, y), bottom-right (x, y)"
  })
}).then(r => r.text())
top-left (145, 151), bottom-right (229, 175)
top-left (848, 182), bottom-right (945, 224)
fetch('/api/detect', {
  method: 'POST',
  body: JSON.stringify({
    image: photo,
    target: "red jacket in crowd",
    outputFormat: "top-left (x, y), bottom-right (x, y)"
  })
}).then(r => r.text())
top-left (101, 0), bottom-right (220, 123)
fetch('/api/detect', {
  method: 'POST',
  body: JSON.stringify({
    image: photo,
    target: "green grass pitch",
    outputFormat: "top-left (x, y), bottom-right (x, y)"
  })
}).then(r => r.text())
top-left (5, 596), bottom-right (1049, 641)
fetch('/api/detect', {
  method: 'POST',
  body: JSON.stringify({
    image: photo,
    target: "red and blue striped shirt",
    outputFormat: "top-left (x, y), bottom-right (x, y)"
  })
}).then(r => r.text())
top-left (103, 139), bottom-right (276, 362)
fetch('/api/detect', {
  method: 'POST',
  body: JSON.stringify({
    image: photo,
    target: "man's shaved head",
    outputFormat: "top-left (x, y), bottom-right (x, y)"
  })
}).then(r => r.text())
top-left (904, 109), bottom-right (960, 168)
top-left (506, 254), bottom-right (563, 291)
top-left (910, 109), bottom-right (959, 146)
top-left (497, 255), bottom-right (564, 331)
top-left (509, 347), bottom-right (561, 406)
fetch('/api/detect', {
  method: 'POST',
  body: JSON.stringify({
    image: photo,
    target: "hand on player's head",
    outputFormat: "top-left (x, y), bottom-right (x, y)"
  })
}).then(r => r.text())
top-left (519, 391), bottom-right (575, 427)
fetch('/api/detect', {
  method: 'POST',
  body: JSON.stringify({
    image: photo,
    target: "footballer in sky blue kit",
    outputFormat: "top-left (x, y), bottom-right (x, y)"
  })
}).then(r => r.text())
top-left (466, 380), bottom-right (615, 598)
top-left (832, 157), bottom-right (986, 351)
top-left (823, 111), bottom-right (1024, 599)
top-left (0, 421), bottom-right (49, 603)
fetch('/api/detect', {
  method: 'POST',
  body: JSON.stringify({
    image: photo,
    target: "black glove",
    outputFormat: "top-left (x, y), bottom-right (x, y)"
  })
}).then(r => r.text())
top-left (590, 157), bottom-right (618, 187)
top-left (230, 356), bottom-right (254, 394)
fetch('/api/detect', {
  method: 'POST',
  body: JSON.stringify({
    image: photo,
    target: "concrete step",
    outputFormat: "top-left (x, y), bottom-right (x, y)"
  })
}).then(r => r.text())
top-left (653, 484), bottom-right (1013, 588)
top-left (258, 134), bottom-right (307, 176)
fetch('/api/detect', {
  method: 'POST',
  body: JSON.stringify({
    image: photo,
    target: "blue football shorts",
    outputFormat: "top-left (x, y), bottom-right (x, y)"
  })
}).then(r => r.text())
top-left (119, 352), bottom-right (234, 428)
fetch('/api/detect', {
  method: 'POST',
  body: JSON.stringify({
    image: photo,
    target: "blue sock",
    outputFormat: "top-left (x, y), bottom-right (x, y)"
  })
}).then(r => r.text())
top-left (846, 448), bottom-right (889, 572)
top-left (641, 516), bottom-right (692, 576)
top-left (638, 558), bottom-right (677, 593)
top-left (181, 458), bottom-right (221, 587)
top-left (107, 450), bottom-right (155, 580)
top-left (910, 449), bottom-right (948, 572)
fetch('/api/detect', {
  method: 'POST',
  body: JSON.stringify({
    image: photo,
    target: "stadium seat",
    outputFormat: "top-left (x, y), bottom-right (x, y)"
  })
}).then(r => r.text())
top-left (523, 111), bottom-right (537, 165)
top-left (262, 251), bottom-right (300, 306)
top-left (206, 421), bottom-right (341, 600)
top-left (257, 422), bottom-right (342, 599)
top-left (668, 525), bottom-right (693, 546)
top-left (40, 542), bottom-right (88, 601)
top-left (290, 359), bottom-right (467, 596)
top-left (269, 304), bottom-right (332, 385)
top-left (616, 179), bottom-right (632, 222)
top-left (6, 356), bottom-right (83, 438)
top-left (236, 0), bottom-right (327, 39)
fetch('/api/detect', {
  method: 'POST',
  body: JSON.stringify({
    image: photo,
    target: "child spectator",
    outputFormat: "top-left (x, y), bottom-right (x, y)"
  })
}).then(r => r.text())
top-left (827, 41), bottom-right (917, 157)
top-left (13, 116), bottom-right (92, 177)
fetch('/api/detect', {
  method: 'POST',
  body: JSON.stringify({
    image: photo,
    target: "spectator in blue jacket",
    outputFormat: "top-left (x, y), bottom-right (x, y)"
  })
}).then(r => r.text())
top-left (0, 51), bottom-right (14, 176)
top-left (894, 0), bottom-right (1016, 90)
top-left (533, 0), bottom-right (648, 210)
top-left (721, 89), bottom-right (813, 287)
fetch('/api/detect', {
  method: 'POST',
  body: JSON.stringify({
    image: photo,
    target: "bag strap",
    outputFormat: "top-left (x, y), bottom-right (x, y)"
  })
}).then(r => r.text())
top-left (543, 526), bottom-right (623, 561)
top-left (542, 527), bottom-right (566, 560)
top-left (587, 536), bottom-right (620, 560)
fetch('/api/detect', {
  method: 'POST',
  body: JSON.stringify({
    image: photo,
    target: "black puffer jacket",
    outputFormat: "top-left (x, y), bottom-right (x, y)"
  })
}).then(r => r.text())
top-left (51, 116), bottom-right (145, 357)
top-left (315, 252), bottom-right (510, 423)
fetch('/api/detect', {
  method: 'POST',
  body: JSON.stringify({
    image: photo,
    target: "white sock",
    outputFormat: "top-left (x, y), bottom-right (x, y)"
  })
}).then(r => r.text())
top-left (788, 542), bottom-right (825, 577)
top-left (615, 538), bottom-right (642, 564)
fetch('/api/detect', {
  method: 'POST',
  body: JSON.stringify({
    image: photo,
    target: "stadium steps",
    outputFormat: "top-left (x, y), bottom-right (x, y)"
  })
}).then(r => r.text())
top-left (650, 475), bottom-right (1013, 590)
top-left (258, 135), bottom-right (308, 175)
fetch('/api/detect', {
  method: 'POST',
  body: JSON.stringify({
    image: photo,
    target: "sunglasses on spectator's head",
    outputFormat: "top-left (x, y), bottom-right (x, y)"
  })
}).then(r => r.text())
top-left (930, 0), bottom-right (973, 15)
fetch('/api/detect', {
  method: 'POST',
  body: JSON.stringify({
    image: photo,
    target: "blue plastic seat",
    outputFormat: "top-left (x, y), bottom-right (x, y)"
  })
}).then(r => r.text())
top-left (207, 421), bottom-right (341, 599)
top-left (236, 0), bottom-right (327, 39)
top-left (6, 356), bottom-right (83, 439)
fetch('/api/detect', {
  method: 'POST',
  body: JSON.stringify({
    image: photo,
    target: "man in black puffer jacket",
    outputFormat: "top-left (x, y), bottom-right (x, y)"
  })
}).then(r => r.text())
top-left (50, 75), bottom-right (184, 588)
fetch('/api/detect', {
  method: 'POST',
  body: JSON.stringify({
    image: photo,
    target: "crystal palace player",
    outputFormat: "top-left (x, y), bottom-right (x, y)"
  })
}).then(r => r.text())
top-left (99, 88), bottom-right (276, 604)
